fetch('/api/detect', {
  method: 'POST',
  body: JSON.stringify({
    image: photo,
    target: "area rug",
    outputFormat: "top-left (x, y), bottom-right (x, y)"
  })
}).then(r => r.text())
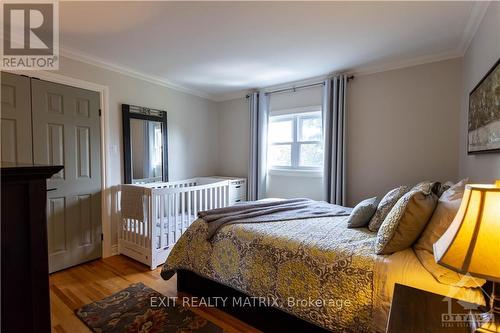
top-left (75, 282), bottom-right (223, 333)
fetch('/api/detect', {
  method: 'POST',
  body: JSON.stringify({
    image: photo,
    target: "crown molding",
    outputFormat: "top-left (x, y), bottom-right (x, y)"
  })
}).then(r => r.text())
top-left (60, 46), bottom-right (218, 101)
top-left (348, 49), bottom-right (463, 78)
top-left (3, 33), bottom-right (215, 100)
top-left (458, 0), bottom-right (490, 56)
top-left (213, 90), bottom-right (252, 102)
top-left (214, 52), bottom-right (464, 102)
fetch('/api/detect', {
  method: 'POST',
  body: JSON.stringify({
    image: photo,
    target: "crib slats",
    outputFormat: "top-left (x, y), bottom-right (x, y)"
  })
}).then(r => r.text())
top-left (186, 191), bottom-right (189, 225)
top-left (203, 188), bottom-right (208, 210)
top-left (224, 186), bottom-right (227, 206)
top-left (161, 193), bottom-right (166, 249)
top-left (171, 193), bottom-right (175, 244)
top-left (210, 188), bottom-right (213, 209)
top-left (148, 194), bottom-right (153, 249)
top-left (181, 191), bottom-right (186, 235)
top-left (218, 187), bottom-right (221, 208)
top-left (174, 193), bottom-right (178, 243)
top-left (194, 189), bottom-right (198, 219)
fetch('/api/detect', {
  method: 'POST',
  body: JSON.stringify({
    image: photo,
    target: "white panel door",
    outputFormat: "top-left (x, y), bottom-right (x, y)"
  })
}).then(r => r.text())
top-left (31, 78), bottom-right (102, 273)
top-left (1, 72), bottom-right (33, 163)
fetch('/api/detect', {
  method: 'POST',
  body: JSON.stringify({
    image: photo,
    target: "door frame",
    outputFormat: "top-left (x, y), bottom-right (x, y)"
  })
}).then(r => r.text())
top-left (4, 70), bottom-right (114, 258)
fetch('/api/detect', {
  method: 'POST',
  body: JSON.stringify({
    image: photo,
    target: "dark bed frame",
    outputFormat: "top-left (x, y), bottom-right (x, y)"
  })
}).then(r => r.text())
top-left (177, 269), bottom-right (330, 332)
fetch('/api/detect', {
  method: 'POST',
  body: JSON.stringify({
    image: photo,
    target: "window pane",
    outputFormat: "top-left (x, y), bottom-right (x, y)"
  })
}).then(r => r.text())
top-left (299, 143), bottom-right (323, 167)
top-left (299, 116), bottom-right (322, 141)
top-left (269, 144), bottom-right (292, 167)
top-left (269, 119), bottom-right (293, 143)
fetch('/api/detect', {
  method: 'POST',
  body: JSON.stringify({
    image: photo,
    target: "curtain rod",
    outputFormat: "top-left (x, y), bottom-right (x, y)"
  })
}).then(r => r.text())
top-left (265, 81), bottom-right (325, 95)
top-left (245, 75), bottom-right (354, 98)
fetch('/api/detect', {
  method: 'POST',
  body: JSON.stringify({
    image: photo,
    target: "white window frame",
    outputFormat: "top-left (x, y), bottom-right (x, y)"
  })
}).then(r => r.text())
top-left (268, 106), bottom-right (323, 172)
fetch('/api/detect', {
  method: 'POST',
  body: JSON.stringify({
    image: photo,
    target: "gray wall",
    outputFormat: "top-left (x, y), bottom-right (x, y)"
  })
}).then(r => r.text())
top-left (217, 58), bottom-right (463, 206)
top-left (217, 98), bottom-right (250, 177)
top-left (346, 58), bottom-right (462, 205)
top-left (458, 2), bottom-right (500, 183)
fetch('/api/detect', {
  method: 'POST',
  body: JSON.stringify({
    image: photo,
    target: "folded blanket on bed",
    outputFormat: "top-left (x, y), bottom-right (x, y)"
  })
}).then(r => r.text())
top-left (198, 198), bottom-right (352, 239)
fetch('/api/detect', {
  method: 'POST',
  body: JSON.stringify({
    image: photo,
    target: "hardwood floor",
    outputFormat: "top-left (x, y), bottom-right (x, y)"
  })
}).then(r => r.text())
top-left (49, 255), bottom-right (260, 333)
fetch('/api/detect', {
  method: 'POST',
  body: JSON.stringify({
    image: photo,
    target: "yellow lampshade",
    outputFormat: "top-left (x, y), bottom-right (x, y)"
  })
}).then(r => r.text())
top-left (434, 182), bottom-right (500, 282)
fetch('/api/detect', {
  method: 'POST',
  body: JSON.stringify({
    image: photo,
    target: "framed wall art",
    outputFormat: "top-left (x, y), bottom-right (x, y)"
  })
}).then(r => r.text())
top-left (468, 58), bottom-right (500, 154)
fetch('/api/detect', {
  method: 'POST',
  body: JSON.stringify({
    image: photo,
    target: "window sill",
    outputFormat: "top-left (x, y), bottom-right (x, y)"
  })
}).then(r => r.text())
top-left (268, 168), bottom-right (324, 178)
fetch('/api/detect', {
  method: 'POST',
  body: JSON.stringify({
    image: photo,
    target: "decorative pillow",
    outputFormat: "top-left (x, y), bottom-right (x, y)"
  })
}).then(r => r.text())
top-left (413, 179), bottom-right (468, 254)
top-left (440, 178), bottom-right (468, 201)
top-left (368, 186), bottom-right (410, 232)
top-left (375, 189), bottom-right (438, 255)
top-left (347, 197), bottom-right (378, 228)
top-left (412, 179), bottom-right (484, 287)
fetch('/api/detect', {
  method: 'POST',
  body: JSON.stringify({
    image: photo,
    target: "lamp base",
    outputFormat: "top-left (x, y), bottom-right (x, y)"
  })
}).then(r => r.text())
top-left (475, 282), bottom-right (500, 333)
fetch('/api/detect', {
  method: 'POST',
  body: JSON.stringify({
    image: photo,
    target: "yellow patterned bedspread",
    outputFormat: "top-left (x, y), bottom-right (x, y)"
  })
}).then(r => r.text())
top-left (161, 216), bottom-right (378, 333)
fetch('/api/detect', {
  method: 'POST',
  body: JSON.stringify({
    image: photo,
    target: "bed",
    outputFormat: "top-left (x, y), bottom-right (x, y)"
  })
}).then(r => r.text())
top-left (161, 215), bottom-right (485, 333)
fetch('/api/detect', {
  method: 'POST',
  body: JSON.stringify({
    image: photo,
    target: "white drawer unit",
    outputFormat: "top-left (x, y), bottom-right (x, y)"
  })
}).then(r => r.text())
top-left (228, 178), bottom-right (247, 204)
top-left (204, 176), bottom-right (247, 205)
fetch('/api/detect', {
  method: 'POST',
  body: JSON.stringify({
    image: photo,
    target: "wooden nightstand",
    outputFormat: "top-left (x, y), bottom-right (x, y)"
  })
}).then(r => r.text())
top-left (387, 283), bottom-right (486, 333)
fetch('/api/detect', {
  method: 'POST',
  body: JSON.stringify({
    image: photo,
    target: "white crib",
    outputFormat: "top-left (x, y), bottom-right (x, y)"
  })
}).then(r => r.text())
top-left (119, 177), bottom-right (231, 269)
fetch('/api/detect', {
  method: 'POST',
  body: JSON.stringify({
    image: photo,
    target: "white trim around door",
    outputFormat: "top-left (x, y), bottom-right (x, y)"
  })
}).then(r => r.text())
top-left (4, 69), bottom-right (114, 258)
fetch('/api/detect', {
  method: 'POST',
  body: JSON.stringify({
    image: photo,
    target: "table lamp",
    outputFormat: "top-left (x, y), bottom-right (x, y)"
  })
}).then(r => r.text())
top-left (434, 181), bottom-right (500, 332)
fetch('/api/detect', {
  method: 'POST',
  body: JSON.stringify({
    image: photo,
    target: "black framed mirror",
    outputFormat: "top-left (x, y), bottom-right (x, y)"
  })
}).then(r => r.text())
top-left (122, 104), bottom-right (168, 184)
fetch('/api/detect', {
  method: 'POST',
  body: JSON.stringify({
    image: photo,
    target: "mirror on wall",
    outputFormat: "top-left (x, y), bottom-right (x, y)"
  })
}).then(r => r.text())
top-left (122, 104), bottom-right (168, 184)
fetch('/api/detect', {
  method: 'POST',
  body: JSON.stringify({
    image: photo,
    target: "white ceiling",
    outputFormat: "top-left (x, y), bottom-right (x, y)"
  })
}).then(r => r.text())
top-left (59, 1), bottom-right (486, 100)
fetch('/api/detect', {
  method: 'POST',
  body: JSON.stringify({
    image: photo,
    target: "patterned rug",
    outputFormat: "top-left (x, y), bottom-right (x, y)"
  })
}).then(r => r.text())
top-left (75, 283), bottom-right (223, 333)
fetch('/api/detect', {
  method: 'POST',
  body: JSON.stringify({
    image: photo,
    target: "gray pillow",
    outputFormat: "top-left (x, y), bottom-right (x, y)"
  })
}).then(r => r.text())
top-left (347, 197), bottom-right (378, 228)
top-left (368, 186), bottom-right (410, 232)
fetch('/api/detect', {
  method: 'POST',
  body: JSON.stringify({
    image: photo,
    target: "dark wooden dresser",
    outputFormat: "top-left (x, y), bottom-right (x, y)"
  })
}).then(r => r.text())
top-left (1, 163), bottom-right (63, 333)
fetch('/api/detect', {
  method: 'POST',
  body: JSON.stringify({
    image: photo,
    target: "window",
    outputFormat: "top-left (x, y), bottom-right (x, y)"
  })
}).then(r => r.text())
top-left (268, 110), bottom-right (323, 171)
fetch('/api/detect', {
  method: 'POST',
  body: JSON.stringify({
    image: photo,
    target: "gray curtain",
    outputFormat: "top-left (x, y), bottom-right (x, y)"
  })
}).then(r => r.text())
top-left (323, 75), bottom-right (347, 205)
top-left (248, 91), bottom-right (270, 200)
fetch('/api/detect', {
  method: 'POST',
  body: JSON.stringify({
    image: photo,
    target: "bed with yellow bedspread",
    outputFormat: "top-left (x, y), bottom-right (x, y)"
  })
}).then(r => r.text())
top-left (161, 215), bottom-right (377, 332)
top-left (161, 215), bottom-right (485, 333)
